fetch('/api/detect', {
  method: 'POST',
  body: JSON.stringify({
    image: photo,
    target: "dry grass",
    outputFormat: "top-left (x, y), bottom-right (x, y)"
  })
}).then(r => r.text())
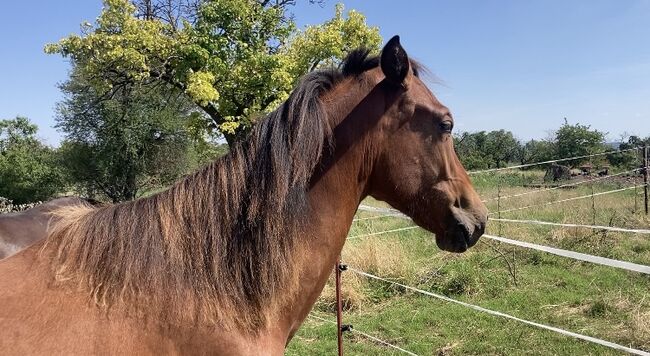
top-left (316, 236), bottom-right (415, 313)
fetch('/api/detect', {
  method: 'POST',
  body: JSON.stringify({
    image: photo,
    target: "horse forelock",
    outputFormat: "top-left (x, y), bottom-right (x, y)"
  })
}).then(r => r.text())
top-left (43, 49), bottom-right (383, 333)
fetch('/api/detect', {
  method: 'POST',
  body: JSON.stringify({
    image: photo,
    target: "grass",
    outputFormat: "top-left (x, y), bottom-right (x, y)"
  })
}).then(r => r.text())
top-left (286, 170), bottom-right (650, 355)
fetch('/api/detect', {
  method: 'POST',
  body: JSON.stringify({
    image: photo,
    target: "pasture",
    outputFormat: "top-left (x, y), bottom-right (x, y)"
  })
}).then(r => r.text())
top-left (288, 168), bottom-right (650, 355)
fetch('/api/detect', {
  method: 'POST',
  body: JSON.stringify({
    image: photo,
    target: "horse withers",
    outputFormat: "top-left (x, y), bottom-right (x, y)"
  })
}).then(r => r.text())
top-left (0, 36), bottom-right (487, 355)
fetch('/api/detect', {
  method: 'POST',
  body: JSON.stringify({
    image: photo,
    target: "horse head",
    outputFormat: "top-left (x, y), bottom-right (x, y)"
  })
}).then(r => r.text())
top-left (366, 36), bottom-right (488, 252)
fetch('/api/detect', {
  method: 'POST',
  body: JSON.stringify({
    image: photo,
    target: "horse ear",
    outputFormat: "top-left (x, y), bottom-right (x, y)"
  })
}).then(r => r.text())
top-left (380, 35), bottom-right (410, 87)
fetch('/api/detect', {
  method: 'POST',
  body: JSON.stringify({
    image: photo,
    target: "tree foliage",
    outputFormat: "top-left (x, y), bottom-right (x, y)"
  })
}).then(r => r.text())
top-left (609, 134), bottom-right (650, 169)
top-left (483, 130), bottom-right (520, 168)
top-left (453, 121), bottom-right (638, 171)
top-left (519, 139), bottom-right (555, 165)
top-left (454, 130), bottom-right (520, 170)
top-left (56, 70), bottom-right (202, 202)
top-left (554, 120), bottom-right (606, 165)
top-left (46, 0), bottom-right (381, 144)
top-left (0, 117), bottom-right (65, 204)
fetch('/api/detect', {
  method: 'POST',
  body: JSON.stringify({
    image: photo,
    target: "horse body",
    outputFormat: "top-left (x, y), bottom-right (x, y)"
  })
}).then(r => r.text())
top-left (0, 37), bottom-right (487, 354)
top-left (0, 197), bottom-right (98, 260)
top-left (0, 245), bottom-right (274, 354)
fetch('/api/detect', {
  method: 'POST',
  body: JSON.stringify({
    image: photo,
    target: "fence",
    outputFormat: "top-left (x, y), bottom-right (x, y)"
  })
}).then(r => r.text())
top-left (313, 146), bottom-right (650, 355)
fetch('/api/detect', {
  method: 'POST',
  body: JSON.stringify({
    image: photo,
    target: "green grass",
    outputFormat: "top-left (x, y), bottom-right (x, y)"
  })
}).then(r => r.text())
top-left (286, 172), bottom-right (650, 355)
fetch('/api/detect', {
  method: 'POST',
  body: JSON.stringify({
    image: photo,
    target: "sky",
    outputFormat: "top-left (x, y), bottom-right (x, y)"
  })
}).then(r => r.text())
top-left (1, 1), bottom-right (649, 146)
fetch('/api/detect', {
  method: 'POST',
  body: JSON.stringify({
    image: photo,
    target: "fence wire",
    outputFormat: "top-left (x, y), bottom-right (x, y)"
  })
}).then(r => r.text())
top-left (348, 267), bottom-right (650, 356)
top-left (308, 314), bottom-right (419, 355)
top-left (481, 168), bottom-right (643, 203)
top-left (468, 147), bottom-right (641, 175)
top-left (495, 184), bottom-right (647, 214)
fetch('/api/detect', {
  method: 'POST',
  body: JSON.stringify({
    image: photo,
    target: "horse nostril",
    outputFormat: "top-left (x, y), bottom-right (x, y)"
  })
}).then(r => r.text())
top-left (475, 222), bottom-right (486, 236)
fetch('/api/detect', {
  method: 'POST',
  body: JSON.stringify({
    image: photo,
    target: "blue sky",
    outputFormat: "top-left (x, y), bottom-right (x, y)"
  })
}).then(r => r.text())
top-left (1, 1), bottom-right (649, 145)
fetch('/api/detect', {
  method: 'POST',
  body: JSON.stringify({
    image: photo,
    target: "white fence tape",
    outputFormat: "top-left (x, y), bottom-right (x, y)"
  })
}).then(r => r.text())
top-left (348, 226), bottom-right (418, 240)
top-left (484, 234), bottom-right (650, 274)
top-left (356, 205), bottom-right (650, 274)
top-left (490, 218), bottom-right (650, 234)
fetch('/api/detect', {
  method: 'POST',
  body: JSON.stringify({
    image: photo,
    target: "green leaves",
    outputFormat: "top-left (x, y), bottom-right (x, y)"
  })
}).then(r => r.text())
top-left (283, 4), bottom-right (381, 79)
top-left (555, 121), bottom-right (606, 162)
top-left (186, 71), bottom-right (219, 105)
top-left (47, 0), bottom-right (382, 143)
top-left (55, 70), bottom-right (201, 202)
top-left (0, 117), bottom-right (65, 204)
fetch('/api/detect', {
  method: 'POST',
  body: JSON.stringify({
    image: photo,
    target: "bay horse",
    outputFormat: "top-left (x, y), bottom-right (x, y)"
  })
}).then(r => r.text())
top-left (0, 197), bottom-right (100, 260)
top-left (0, 36), bottom-right (487, 355)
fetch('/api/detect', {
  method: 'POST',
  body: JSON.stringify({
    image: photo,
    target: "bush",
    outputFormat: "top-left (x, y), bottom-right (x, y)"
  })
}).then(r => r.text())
top-left (0, 117), bottom-right (65, 204)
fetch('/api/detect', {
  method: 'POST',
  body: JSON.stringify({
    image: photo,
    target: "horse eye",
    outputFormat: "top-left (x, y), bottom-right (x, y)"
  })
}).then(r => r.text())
top-left (439, 121), bottom-right (453, 133)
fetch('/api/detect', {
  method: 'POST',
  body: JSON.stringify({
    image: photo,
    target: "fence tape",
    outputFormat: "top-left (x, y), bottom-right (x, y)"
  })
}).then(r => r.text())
top-left (353, 213), bottom-right (405, 222)
top-left (348, 226), bottom-right (419, 240)
top-left (490, 218), bottom-right (650, 234)
top-left (484, 234), bottom-right (650, 274)
top-left (356, 205), bottom-right (650, 274)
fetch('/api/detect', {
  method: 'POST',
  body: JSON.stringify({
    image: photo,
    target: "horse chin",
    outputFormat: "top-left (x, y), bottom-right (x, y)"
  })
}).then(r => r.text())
top-left (435, 224), bottom-right (480, 253)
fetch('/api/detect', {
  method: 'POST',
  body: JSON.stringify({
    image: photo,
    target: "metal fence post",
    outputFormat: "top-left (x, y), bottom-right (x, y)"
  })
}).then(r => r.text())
top-left (643, 144), bottom-right (648, 215)
top-left (497, 176), bottom-right (502, 237)
top-left (335, 259), bottom-right (347, 356)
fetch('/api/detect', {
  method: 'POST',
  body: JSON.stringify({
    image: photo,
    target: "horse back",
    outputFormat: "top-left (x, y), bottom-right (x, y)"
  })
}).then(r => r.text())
top-left (0, 197), bottom-right (99, 260)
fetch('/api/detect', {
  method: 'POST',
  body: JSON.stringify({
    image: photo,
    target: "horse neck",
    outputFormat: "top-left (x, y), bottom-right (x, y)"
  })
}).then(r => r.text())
top-left (273, 79), bottom-right (387, 340)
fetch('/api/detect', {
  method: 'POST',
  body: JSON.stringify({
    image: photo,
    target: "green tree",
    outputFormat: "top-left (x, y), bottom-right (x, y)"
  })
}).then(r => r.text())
top-left (554, 120), bottom-right (606, 166)
top-left (609, 135), bottom-right (650, 169)
top-left (454, 130), bottom-right (521, 170)
top-left (454, 131), bottom-right (491, 170)
top-left (519, 139), bottom-right (555, 165)
top-left (484, 130), bottom-right (520, 168)
top-left (46, 0), bottom-right (381, 144)
top-left (56, 71), bottom-right (201, 202)
top-left (0, 117), bottom-right (65, 204)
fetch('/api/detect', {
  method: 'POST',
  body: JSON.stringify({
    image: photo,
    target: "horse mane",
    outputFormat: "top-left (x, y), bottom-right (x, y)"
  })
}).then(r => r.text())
top-left (45, 49), bottom-right (382, 332)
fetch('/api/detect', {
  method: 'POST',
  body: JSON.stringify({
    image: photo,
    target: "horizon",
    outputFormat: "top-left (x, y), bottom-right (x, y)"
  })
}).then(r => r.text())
top-left (1, 1), bottom-right (649, 146)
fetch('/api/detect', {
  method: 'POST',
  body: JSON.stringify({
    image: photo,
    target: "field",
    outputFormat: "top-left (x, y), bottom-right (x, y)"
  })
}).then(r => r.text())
top-left (286, 170), bottom-right (650, 355)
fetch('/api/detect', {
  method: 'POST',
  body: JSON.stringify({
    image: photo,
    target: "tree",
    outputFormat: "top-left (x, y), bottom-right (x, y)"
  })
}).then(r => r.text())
top-left (519, 139), bottom-right (555, 165)
top-left (484, 130), bottom-right (520, 168)
top-left (554, 120), bottom-right (606, 166)
top-left (0, 117), bottom-right (65, 204)
top-left (454, 131), bottom-right (491, 170)
top-left (454, 130), bottom-right (521, 170)
top-left (46, 0), bottom-right (381, 144)
top-left (609, 134), bottom-right (650, 169)
top-left (56, 70), bottom-right (200, 202)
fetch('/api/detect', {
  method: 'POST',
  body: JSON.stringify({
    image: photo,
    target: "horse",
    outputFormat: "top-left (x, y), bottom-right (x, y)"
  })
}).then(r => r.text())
top-left (0, 197), bottom-right (101, 260)
top-left (0, 36), bottom-right (487, 355)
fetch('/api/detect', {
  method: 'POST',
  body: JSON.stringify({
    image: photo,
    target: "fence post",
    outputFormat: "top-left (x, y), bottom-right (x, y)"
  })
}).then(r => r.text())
top-left (335, 259), bottom-right (345, 356)
top-left (643, 144), bottom-right (648, 215)
top-left (497, 176), bottom-right (502, 237)
top-left (590, 156), bottom-right (596, 225)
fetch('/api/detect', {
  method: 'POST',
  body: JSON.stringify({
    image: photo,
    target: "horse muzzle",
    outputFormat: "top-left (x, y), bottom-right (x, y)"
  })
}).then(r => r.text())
top-left (436, 209), bottom-right (487, 253)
